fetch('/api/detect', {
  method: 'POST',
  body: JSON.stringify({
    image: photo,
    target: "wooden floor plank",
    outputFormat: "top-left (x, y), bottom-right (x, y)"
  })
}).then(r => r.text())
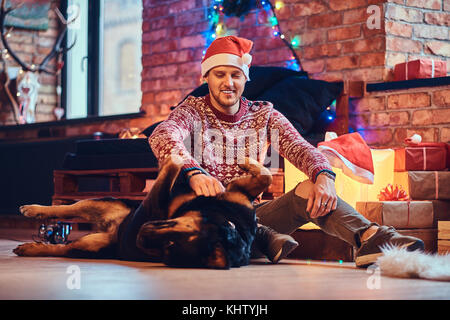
top-left (1, 229), bottom-right (449, 300)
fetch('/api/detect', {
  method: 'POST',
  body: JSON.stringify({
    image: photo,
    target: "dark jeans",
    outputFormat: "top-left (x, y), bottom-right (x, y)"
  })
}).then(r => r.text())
top-left (255, 181), bottom-right (377, 248)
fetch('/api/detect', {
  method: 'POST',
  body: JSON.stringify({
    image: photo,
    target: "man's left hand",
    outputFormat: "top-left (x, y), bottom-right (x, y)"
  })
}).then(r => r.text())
top-left (307, 173), bottom-right (338, 218)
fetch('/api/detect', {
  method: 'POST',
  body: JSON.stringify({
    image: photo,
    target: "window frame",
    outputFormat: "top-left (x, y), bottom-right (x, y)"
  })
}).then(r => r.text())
top-left (62, 0), bottom-right (142, 120)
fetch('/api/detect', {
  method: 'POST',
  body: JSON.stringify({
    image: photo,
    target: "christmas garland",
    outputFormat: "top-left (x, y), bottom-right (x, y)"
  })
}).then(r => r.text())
top-left (206, 0), bottom-right (302, 72)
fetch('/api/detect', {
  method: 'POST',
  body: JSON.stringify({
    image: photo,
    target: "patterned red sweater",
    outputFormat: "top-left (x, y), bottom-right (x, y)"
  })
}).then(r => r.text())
top-left (149, 94), bottom-right (332, 186)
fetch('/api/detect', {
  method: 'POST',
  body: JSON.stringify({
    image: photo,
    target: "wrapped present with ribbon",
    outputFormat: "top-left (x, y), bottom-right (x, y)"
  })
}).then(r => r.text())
top-left (356, 184), bottom-right (433, 228)
top-left (408, 171), bottom-right (450, 201)
top-left (394, 134), bottom-right (449, 171)
top-left (394, 59), bottom-right (447, 81)
top-left (356, 201), bottom-right (434, 229)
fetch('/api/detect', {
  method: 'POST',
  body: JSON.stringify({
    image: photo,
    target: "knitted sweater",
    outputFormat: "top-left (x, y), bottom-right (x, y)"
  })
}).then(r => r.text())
top-left (149, 94), bottom-right (332, 186)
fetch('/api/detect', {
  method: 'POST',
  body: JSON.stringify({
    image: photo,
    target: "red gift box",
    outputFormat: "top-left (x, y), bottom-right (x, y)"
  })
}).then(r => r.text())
top-left (394, 59), bottom-right (447, 81)
top-left (394, 142), bottom-right (449, 171)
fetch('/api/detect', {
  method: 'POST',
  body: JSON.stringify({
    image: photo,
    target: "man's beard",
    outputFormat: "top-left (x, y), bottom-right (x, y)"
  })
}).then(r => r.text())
top-left (210, 89), bottom-right (240, 108)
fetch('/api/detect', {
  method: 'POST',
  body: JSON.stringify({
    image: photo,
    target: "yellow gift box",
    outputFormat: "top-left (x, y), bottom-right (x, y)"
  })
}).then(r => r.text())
top-left (285, 149), bottom-right (396, 210)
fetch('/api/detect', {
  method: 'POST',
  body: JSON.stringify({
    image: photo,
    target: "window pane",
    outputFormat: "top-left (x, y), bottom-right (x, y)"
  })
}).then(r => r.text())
top-left (100, 0), bottom-right (142, 116)
top-left (66, 0), bottom-right (88, 119)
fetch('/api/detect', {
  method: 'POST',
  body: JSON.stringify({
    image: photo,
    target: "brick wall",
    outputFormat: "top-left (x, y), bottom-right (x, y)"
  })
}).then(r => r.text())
top-left (385, 0), bottom-right (450, 78)
top-left (0, 0), bottom-right (61, 126)
top-left (1, 0), bottom-right (448, 146)
top-left (351, 86), bottom-right (450, 146)
top-left (141, 0), bottom-right (389, 116)
top-left (141, 0), bottom-right (449, 147)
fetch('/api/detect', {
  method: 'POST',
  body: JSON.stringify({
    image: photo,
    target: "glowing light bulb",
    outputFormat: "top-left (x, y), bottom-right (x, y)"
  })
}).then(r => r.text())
top-left (275, 1), bottom-right (283, 10)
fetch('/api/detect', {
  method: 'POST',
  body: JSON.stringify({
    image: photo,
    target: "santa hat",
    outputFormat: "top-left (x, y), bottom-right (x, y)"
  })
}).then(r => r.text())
top-left (201, 35), bottom-right (253, 80)
top-left (318, 132), bottom-right (374, 184)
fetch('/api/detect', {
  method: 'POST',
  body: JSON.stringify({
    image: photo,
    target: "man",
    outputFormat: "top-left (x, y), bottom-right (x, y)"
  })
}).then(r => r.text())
top-left (149, 36), bottom-right (424, 267)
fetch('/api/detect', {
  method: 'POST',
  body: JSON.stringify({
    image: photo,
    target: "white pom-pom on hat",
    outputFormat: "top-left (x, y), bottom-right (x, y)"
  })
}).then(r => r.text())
top-left (242, 53), bottom-right (252, 66)
top-left (405, 133), bottom-right (422, 144)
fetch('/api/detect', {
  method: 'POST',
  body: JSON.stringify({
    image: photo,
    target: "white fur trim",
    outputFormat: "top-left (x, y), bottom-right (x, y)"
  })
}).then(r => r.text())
top-left (324, 131), bottom-right (338, 142)
top-left (201, 53), bottom-right (250, 80)
top-left (378, 245), bottom-right (450, 281)
top-left (242, 53), bottom-right (252, 65)
top-left (318, 145), bottom-right (374, 184)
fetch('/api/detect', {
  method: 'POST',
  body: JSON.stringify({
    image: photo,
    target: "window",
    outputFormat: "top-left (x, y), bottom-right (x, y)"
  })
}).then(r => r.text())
top-left (64, 0), bottom-right (142, 119)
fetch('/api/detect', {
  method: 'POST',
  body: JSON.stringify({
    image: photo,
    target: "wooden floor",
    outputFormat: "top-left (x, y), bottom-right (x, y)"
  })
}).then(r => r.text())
top-left (1, 228), bottom-right (449, 300)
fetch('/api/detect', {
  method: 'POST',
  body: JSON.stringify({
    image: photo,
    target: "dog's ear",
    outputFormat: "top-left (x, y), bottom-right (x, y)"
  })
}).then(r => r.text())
top-left (226, 157), bottom-right (272, 200)
top-left (206, 243), bottom-right (229, 269)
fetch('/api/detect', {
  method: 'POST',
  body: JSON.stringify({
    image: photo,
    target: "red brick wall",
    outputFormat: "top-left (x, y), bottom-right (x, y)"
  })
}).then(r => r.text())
top-left (1, 0), bottom-right (448, 146)
top-left (141, 0), bottom-right (389, 117)
top-left (141, 0), bottom-right (449, 147)
top-left (385, 0), bottom-right (450, 78)
top-left (351, 86), bottom-right (450, 146)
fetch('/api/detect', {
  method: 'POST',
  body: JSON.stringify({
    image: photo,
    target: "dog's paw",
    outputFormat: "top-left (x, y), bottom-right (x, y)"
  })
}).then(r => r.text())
top-left (13, 242), bottom-right (45, 256)
top-left (237, 158), bottom-right (271, 177)
top-left (19, 205), bottom-right (48, 219)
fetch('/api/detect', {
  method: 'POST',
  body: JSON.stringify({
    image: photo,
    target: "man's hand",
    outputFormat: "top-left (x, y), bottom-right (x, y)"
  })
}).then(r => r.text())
top-left (306, 173), bottom-right (338, 218)
top-left (188, 172), bottom-right (225, 197)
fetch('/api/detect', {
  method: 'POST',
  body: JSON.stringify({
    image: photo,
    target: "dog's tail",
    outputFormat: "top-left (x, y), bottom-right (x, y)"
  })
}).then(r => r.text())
top-left (142, 155), bottom-right (183, 220)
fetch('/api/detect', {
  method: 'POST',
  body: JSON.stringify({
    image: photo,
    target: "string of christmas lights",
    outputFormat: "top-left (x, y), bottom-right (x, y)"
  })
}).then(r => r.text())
top-left (202, 0), bottom-right (336, 122)
top-left (204, 0), bottom-right (302, 71)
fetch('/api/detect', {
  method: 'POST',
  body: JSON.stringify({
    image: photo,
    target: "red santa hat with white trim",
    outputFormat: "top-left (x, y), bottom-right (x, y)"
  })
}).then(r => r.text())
top-left (318, 132), bottom-right (374, 184)
top-left (201, 35), bottom-right (253, 80)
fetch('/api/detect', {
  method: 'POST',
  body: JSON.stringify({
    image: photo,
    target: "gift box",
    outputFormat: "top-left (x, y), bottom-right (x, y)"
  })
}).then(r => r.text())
top-left (285, 149), bottom-right (396, 209)
top-left (356, 201), bottom-right (434, 229)
top-left (395, 171), bottom-right (450, 200)
top-left (394, 145), bottom-right (447, 171)
top-left (394, 59), bottom-right (447, 81)
top-left (402, 171), bottom-right (450, 200)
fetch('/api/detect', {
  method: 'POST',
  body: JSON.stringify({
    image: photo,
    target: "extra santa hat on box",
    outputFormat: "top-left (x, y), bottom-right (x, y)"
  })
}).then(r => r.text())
top-left (318, 132), bottom-right (374, 184)
top-left (201, 35), bottom-right (253, 80)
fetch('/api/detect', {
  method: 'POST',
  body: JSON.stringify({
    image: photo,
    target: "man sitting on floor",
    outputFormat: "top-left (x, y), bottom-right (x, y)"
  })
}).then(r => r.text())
top-left (148, 35), bottom-right (424, 267)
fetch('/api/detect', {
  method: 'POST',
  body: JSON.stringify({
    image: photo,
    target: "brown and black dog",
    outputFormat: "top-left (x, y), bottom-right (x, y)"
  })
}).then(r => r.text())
top-left (13, 157), bottom-right (272, 269)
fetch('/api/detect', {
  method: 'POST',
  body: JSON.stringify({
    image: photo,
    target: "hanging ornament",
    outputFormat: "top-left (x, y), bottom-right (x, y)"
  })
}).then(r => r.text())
top-left (54, 107), bottom-right (65, 120)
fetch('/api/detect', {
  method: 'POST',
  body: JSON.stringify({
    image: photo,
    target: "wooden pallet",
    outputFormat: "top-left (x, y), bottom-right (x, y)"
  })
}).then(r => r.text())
top-left (438, 221), bottom-right (450, 254)
top-left (52, 168), bottom-right (158, 204)
top-left (53, 167), bottom-right (285, 204)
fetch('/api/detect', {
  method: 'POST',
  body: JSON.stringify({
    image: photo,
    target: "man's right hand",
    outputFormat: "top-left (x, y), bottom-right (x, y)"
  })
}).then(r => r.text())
top-left (188, 171), bottom-right (225, 197)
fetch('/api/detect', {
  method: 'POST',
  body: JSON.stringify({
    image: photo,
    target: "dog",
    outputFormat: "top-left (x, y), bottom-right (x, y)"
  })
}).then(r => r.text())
top-left (13, 157), bottom-right (272, 269)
